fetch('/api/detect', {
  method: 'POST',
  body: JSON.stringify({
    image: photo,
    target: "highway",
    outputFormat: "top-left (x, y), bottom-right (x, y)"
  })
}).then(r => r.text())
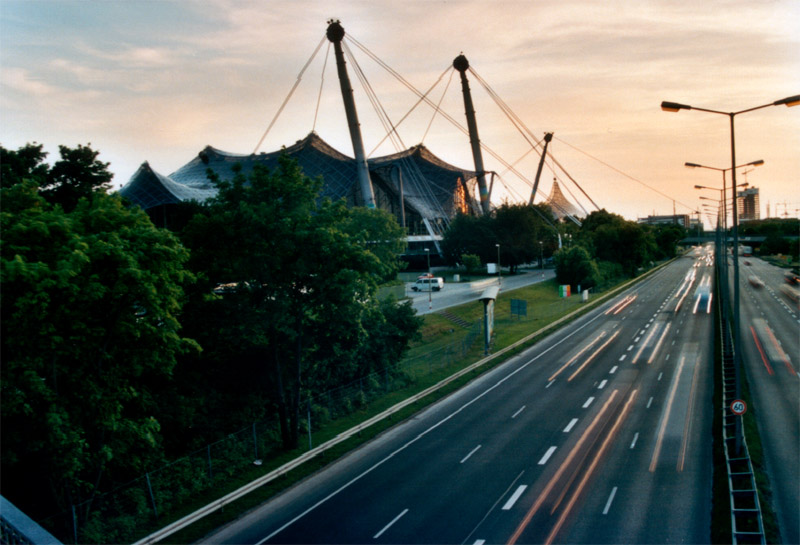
top-left (206, 252), bottom-right (715, 544)
top-left (737, 256), bottom-right (799, 544)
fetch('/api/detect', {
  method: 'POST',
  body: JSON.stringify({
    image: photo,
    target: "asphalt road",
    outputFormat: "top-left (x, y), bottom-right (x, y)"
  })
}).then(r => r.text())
top-left (405, 269), bottom-right (556, 316)
top-left (737, 256), bottom-right (799, 544)
top-left (205, 253), bottom-right (716, 544)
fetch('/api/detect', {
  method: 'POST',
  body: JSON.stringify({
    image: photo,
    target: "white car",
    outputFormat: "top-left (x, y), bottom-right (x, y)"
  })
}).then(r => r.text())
top-left (412, 277), bottom-right (444, 292)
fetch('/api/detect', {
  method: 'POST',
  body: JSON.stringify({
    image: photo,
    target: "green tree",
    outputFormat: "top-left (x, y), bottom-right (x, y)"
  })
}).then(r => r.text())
top-left (179, 156), bottom-right (417, 449)
top-left (441, 213), bottom-right (497, 266)
top-left (1, 180), bottom-right (196, 521)
top-left (493, 203), bottom-right (550, 273)
top-left (461, 254), bottom-right (482, 276)
top-left (0, 142), bottom-right (49, 189)
top-left (554, 245), bottom-right (600, 290)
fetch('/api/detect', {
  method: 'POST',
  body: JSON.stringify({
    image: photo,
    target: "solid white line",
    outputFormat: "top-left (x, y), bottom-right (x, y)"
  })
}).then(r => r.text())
top-left (374, 508), bottom-right (408, 539)
top-left (538, 446), bottom-right (557, 465)
top-left (583, 397), bottom-right (595, 408)
top-left (502, 485), bottom-right (528, 510)
top-left (563, 418), bottom-right (579, 433)
top-left (460, 445), bottom-right (481, 464)
top-left (602, 487), bottom-right (618, 515)
top-left (630, 432), bottom-right (639, 449)
top-left (512, 406), bottom-right (526, 419)
top-left (598, 379), bottom-right (608, 389)
top-left (610, 365), bottom-right (618, 374)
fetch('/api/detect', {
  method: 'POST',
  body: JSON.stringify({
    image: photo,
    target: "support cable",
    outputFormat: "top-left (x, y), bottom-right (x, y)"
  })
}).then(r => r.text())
top-left (253, 35), bottom-right (327, 154)
top-left (312, 43), bottom-right (332, 133)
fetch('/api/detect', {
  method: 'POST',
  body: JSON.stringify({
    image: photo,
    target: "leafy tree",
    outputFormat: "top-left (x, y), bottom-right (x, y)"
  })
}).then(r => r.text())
top-left (493, 203), bottom-right (550, 273)
top-left (652, 223), bottom-right (687, 259)
top-left (179, 156), bottom-right (418, 449)
top-left (461, 254), bottom-right (482, 276)
top-left (0, 142), bottom-right (49, 189)
top-left (340, 207), bottom-right (408, 283)
top-left (441, 213), bottom-right (497, 266)
top-left (1, 180), bottom-right (196, 521)
top-left (554, 245), bottom-right (600, 290)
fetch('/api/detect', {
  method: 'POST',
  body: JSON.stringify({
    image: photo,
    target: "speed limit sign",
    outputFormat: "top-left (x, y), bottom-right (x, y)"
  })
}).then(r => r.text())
top-left (730, 399), bottom-right (747, 415)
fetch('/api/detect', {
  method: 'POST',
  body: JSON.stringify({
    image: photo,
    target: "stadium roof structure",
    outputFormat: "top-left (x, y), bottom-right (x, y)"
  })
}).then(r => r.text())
top-left (120, 132), bottom-right (480, 238)
top-left (546, 180), bottom-right (585, 221)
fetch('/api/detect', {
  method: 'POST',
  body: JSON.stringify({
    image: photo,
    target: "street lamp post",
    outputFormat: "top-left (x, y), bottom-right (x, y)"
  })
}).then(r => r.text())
top-left (663, 94), bottom-right (798, 454)
top-left (539, 241), bottom-right (544, 275)
top-left (425, 248), bottom-right (432, 311)
top-left (496, 243), bottom-right (501, 287)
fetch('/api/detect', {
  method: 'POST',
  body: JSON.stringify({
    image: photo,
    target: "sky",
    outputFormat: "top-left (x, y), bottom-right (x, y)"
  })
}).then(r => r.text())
top-left (2, 0), bottom-right (798, 227)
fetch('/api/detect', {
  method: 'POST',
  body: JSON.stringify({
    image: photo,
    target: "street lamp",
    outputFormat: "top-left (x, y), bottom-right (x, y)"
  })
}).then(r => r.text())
top-left (425, 248), bottom-right (432, 311)
top-left (496, 243), bottom-right (501, 287)
top-left (663, 94), bottom-right (797, 454)
top-left (539, 241), bottom-right (544, 271)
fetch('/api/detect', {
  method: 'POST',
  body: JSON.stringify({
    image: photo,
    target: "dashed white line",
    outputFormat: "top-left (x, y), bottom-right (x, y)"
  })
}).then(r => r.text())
top-left (502, 485), bottom-right (528, 510)
top-left (583, 397), bottom-right (595, 408)
top-left (619, 354), bottom-right (627, 361)
top-left (627, 345), bottom-right (634, 351)
top-left (564, 418), bottom-right (579, 433)
top-left (630, 432), bottom-right (639, 449)
top-left (634, 337), bottom-right (641, 342)
top-left (647, 397), bottom-right (654, 408)
top-left (658, 372), bottom-right (663, 381)
top-left (546, 380), bottom-right (555, 389)
top-left (602, 487), bottom-right (618, 515)
top-left (374, 508), bottom-right (408, 539)
top-left (598, 379), bottom-right (608, 389)
top-left (538, 446), bottom-right (557, 465)
top-left (461, 445), bottom-right (482, 464)
top-left (610, 365), bottom-right (618, 374)
top-left (512, 406), bottom-right (526, 419)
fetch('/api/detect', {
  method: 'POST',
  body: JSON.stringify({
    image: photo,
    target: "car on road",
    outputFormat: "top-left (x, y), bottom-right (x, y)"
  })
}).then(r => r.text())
top-left (412, 277), bottom-right (444, 292)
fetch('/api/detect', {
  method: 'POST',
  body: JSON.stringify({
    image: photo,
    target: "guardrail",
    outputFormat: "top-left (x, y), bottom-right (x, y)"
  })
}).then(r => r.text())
top-left (134, 261), bottom-right (673, 545)
top-left (718, 287), bottom-right (766, 544)
top-left (1, 496), bottom-right (63, 545)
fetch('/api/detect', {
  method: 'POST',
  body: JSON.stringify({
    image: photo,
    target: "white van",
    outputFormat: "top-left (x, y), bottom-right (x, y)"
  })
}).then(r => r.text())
top-left (412, 277), bottom-right (444, 292)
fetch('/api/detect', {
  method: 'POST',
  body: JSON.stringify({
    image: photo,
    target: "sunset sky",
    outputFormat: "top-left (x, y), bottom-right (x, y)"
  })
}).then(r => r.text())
top-left (2, 0), bottom-right (798, 226)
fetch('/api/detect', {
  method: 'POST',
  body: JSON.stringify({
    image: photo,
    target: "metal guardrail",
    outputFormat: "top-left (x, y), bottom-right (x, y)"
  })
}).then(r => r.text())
top-left (718, 298), bottom-right (766, 544)
top-left (0, 497), bottom-right (63, 545)
top-left (133, 262), bottom-right (672, 545)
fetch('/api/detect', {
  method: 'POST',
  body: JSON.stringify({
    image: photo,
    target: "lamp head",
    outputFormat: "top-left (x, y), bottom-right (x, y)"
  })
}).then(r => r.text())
top-left (662, 101), bottom-right (692, 112)
top-left (685, 162), bottom-right (702, 168)
top-left (774, 95), bottom-right (800, 107)
top-left (750, 159), bottom-right (765, 167)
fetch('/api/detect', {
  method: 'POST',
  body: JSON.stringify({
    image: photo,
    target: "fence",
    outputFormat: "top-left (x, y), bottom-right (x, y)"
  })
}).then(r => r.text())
top-left (39, 320), bottom-right (483, 544)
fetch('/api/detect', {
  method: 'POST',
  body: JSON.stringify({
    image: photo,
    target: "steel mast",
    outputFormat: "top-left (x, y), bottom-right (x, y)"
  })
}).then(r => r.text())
top-left (453, 54), bottom-right (490, 215)
top-left (326, 20), bottom-right (376, 208)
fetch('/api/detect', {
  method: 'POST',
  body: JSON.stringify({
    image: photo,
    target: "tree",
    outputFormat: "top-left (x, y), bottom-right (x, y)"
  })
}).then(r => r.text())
top-left (0, 142), bottom-right (49, 189)
top-left (1, 180), bottom-right (196, 521)
top-left (554, 245), bottom-right (600, 290)
top-left (441, 213), bottom-right (497, 266)
top-left (493, 203), bottom-right (549, 273)
top-left (179, 156), bottom-right (418, 449)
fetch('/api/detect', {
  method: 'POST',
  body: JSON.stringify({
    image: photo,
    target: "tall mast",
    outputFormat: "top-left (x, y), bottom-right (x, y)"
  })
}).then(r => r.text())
top-left (326, 20), bottom-right (376, 208)
top-left (529, 132), bottom-right (553, 205)
top-left (453, 54), bottom-right (490, 216)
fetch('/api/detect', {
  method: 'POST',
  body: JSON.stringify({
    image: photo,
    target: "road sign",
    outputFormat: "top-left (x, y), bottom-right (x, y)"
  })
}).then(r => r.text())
top-left (730, 399), bottom-right (747, 415)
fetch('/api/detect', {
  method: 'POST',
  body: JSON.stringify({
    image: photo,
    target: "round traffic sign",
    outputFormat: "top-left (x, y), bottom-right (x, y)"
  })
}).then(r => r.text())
top-left (730, 399), bottom-right (747, 415)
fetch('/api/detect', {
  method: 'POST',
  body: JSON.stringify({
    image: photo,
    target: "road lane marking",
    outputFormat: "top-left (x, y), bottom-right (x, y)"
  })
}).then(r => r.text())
top-left (602, 487), bottom-right (618, 515)
top-left (460, 445), bottom-right (481, 464)
top-left (374, 508), bottom-right (408, 539)
top-left (658, 372), bottom-right (663, 381)
top-left (567, 331), bottom-right (620, 381)
top-left (610, 365), bottom-right (618, 374)
top-left (598, 379), bottom-right (608, 389)
top-left (647, 397), bottom-right (653, 408)
top-left (543, 391), bottom-right (638, 545)
top-left (634, 337), bottom-right (641, 342)
top-left (502, 485), bottom-right (528, 510)
top-left (546, 380), bottom-right (555, 388)
top-left (512, 406), bottom-right (526, 419)
top-left (619, 354), bottom-right (626, 361)
top-left (538, 446), bottom-right (557, 465)
top-left (650, 356), bottom-right (687, 472)
top-left (630, 432), bottom-right (639, 449)
top-left (508, 391), bottom-right (621, 545)
top-left (583, 397), bottom-right (595, 408)
top-left (548, 331), bottom-right (608, 382)
top-left (563, 418), bottom-right (578, 433)
top-left (473, 541), bottom-right (485, 545)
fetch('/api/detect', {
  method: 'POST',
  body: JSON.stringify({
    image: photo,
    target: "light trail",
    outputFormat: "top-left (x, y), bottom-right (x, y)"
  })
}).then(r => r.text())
top-left (567, 331), bottom-right (620, 381)
top-left (650, 356), bottom-right (686, 472)
top-left (548, 331), bottom-right (607, 382)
